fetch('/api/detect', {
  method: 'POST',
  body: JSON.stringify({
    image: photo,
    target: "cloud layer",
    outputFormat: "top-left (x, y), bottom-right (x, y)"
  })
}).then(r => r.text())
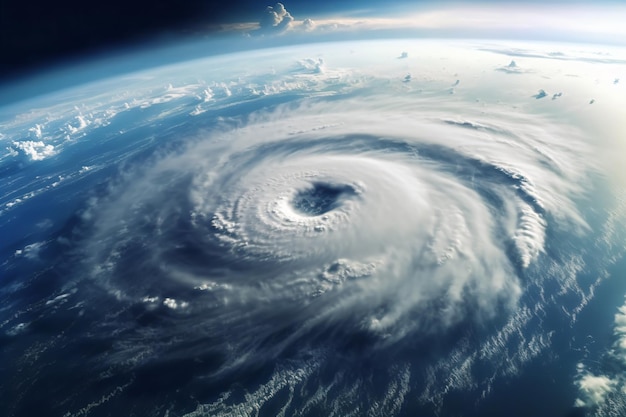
top-left (232, 3), bottom-right (626, 45)
top-left (1, 39), bottom-right (624, 417)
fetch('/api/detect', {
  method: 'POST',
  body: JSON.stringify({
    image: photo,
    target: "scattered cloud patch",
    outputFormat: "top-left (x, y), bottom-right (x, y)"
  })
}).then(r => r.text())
top-left (15, 241), bottom-right (46, 260)
top-left (552, 92), bottom-right (563, 100)
top-left (589, 99), bottom-right (595, 104)
top-left (574, 368), bottom-right (617, 408)
top-left (302, 18), bottom-right (316, 31)
top-left (6, 322), bottom-right (29, 337)
top-left (259, 3), bottom-right (294, 33)
top-left (573, 296), bottom-right (626, 412)
top-left (6, 146), bottom-right (19, 157)
top-left (297, 57), bottom-right (324, 74)
top-left (222, 4), bottom-right (626, 44)
top-left (45, 292), bottom-right (72, 306)
top-left (398, 51), bottom-right (408, 59)
top-left (29, 124), bottom-right (44, 139)
top-left (533, 89), bottom-right (548, 99)
top-left (614, 78), bottom-right (620, 84)
top-left (496, 60), bottom-right (529, 74)
top-left (36, 219), bottom-right (53, 229)
top-left (615, 303), bottom-right (626, 354)
top-left (66, 114), bottom-right (90, 135)
top-left (11, 140), bottom-right (56, 161)
top-left (163, 298), bottom-right (189, 310)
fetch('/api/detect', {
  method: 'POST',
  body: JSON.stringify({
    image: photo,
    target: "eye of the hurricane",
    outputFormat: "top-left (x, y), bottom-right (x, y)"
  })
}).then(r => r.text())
top-left (291, 182), bottom-right (357, 217)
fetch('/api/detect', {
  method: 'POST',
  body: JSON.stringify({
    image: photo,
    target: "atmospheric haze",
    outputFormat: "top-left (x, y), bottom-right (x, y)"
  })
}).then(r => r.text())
top-left (1, 5), bottom-right (626, 417)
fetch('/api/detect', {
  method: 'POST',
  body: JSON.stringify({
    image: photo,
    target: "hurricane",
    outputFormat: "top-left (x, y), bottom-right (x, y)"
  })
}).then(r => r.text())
top-left (77, 98), bottom-right (602, 413)
top-left (1, 39), bottom-right (625, 417)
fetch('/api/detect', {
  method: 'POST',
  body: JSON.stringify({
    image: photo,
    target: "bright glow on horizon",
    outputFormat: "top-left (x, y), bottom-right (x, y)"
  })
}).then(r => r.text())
top-left (221, 3), bottom-right (626, 45)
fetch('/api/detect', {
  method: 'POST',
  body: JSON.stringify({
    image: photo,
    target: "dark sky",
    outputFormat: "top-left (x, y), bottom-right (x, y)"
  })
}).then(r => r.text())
top-left (0, 0), bottom-right (367, 79)
top-left (0, 0), bottom-right (253, 78)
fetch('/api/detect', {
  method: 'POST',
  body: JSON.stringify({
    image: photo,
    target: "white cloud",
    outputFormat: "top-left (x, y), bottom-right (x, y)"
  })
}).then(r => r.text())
top-left (29, 123), bottom-right (43, 139)
top-left (163, 298), bottom-right (189, 310)
top-left (11, 140), bottom-right (56, 161)
top-left (6, 146), bottom-right (19, 157)
top-left (297, 57), bottom-right (324, 74)
top-left (230, 4), bottom-right (626, 45)
top-left (302, 18), bottom-right (315, 31)
top-left (575, 370), bottom-right (617, 408)
top-left (510, 203), bottom-right (546, 268)
top-left (573, 297), bottom-right (626, 411)
top-left (5, 322), bottom-right (29, 337)
top-left (259, 3), bottom-right (294, 33)
top-left (614, 302), bottom-right (626, 360)
top-left (496, 60), bottom-right (532, 75)
top-left (14, 241), bottom-right (46, 260)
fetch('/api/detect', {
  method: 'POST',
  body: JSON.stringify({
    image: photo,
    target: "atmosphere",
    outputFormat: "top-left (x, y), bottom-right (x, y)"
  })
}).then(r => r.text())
top-left (2, 1), bottom-right (625, 78)
top-left (1, 2), bottom-right (626, 417)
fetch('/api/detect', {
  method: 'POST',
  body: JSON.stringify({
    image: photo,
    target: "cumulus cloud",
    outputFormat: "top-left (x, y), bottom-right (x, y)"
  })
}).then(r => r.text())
top-left (614, 302), bottom-right (626, 354)
top-left (163, 298), bottom-right (189, 310)
top-left (496, 60), bottom-right (530, 74)
top-left (302, 18), bottom-right (316, 31)
top-left (573, 299), bottom-right (626, 412)
top-left (11, 140), bottom-right (56, 161)
top-left (297, 57), bottom-right (324, 74)
top-left (574, 370), bottom-right (617, 408)
top-left (259, 3), bottom-right (294, 33)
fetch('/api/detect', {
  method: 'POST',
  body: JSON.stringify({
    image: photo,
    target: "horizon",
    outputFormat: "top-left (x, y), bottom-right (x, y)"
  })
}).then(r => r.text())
top-left (1, 1), bottom-right (625, 79)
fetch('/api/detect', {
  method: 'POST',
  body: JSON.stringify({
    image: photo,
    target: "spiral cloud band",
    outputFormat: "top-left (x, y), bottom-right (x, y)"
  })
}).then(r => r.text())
top-left (2, 40), bottom-right (625, 417)
top-left (84, 94), bottom-right (598, 398)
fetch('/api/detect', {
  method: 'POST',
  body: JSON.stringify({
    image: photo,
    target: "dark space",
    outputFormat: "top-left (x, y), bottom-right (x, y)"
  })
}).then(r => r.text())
top-left (0, 0), bottom-right (365, 80)
top-left (0, 0), bottom-right (231, 78)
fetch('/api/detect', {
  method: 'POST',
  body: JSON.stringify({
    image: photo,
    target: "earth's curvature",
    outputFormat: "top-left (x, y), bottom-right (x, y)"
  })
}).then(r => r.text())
top-left (1, 39), bottom-right (626, 417)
